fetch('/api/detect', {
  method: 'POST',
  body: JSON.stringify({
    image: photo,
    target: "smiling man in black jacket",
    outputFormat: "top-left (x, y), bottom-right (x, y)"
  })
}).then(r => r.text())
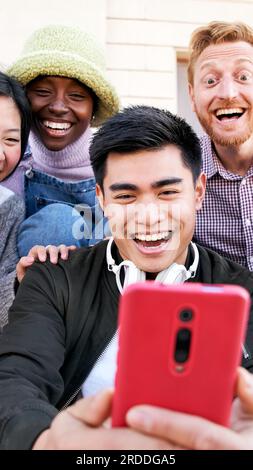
top-left (0, 106), bottom-right (253, 450)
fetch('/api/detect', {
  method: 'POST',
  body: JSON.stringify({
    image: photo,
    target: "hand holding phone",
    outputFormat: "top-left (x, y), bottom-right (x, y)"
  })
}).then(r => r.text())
top-left (112, 282), bottom-right (250, 427)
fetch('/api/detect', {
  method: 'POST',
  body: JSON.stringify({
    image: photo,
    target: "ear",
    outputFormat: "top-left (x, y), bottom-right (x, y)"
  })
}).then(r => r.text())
top-left (188, 83), bottom-right (197, 113)
top-left (96, 184), bottom-right (104, 211)
top-left (195, 172), bottom-right (206, 210)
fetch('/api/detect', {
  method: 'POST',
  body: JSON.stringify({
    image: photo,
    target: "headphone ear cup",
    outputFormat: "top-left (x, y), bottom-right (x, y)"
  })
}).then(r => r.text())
top-left (158, 264), bottom-right (189, 284)
top-left (173, 266), bottom-right (189, 284)
top-left (125, 262), bottom-right (143, 285)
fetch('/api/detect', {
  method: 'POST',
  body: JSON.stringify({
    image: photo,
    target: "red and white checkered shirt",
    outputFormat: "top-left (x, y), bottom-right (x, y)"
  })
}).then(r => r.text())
top-left (194, 134), bottom-right (253, 271)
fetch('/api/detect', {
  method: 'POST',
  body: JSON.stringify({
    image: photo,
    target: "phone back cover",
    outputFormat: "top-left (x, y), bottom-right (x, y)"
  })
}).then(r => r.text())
top-left (112, 282), bottom-right (249, 427)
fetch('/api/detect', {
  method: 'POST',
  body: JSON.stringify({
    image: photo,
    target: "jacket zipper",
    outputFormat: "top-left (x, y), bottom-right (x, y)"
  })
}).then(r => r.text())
top-left (60, 388), bottom-right (82, 411)
top-left (60, 331), bottom-right (117, 411)
top-left (242, 343), bottom-right (250, 360)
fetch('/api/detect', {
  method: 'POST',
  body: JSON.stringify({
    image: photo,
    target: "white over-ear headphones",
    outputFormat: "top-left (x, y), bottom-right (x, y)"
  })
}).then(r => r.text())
top-left (106, 237), bottom-right (199, 293)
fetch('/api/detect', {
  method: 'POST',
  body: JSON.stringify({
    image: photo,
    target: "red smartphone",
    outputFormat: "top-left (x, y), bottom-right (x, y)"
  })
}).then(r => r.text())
top-left (112, 282), bottom-right (250, 427)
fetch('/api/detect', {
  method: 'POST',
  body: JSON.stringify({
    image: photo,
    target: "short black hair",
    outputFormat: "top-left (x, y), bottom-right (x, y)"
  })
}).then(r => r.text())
top-left (90, 105), bottom-right (202, 189)
top-left (0, 71), bottom-right (31, 166)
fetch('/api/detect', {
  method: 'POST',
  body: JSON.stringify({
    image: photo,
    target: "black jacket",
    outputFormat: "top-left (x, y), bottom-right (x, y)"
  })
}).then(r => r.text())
top-left (0, 240), bottom-right (253, 449)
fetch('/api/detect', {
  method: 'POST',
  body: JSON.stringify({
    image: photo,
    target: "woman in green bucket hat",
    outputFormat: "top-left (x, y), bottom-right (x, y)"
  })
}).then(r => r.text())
top-left (3, 24), bottom-right (120, 255)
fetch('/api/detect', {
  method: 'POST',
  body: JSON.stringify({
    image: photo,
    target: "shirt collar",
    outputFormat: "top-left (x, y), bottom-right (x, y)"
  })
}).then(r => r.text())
top-left (200, 134), bottom-right (218, 178)
top-left (200, 134), bottom-right (253, 180)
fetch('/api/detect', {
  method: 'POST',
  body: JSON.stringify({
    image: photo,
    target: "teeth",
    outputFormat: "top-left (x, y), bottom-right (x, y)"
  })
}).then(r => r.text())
top-left (216, 108), bottom-right (244, 117)
top-left (135, 231), bottom-right (171, 242)
top-left (43, 121), bottom-right (71, 130)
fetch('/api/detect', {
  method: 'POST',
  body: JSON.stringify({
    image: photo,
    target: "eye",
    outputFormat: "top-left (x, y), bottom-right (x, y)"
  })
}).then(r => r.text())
top-left (113, 194), bottom-right (136, 204)
top-left (33, 89), bottom-right (51, 96)
top-left (159, 190), bottom-right (178, 197)
top-left (114, 194), bottom-right (134, 200)
top-left (238, 71), bottom-right (252, 82)
top-left (6, 138), bottom-right (20, 143)
top-left (204, 76), bottom-right (217, 86)
top-left (69, 93), bottom-right (87, 100)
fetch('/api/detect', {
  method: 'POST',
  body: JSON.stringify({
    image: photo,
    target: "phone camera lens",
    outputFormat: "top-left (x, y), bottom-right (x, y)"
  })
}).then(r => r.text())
top-left (179, 309), bottom-right (193, 322)
top-left (174, 328), bottom-right (191, 363)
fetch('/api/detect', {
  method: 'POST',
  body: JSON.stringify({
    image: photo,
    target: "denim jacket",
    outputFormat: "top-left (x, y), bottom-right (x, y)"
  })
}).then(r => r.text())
top-left (23, 165), bottom-right (108, 244)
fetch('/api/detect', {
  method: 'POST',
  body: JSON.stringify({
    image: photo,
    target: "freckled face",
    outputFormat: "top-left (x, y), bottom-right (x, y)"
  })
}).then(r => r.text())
top-left (190, 41), bottom-right (253, 146)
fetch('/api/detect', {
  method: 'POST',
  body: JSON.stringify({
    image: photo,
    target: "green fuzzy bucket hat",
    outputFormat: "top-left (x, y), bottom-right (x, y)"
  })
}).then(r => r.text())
top-left (7, 24), bottom-right (120, 126)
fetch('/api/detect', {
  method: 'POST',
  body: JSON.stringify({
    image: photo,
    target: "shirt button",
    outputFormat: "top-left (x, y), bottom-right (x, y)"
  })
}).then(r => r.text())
top-left (241, 179), bottom-right (247, 185)
top-left (245, 219), bottom-right (251, 227)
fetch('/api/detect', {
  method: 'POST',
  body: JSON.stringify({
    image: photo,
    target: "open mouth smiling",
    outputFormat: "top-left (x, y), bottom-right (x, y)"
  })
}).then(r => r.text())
top-left (215, 107), bottom-right (246, 121)
top-left (132, 231), bottom-right (173, 251)
top-left (40, 120), bottom-right (73, 136)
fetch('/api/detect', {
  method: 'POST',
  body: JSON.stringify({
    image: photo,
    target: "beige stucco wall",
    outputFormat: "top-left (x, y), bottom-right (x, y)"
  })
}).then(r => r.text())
top-left (0, 0), bottom-right (106, 67)
top-left (106, 0), bottom-right (253, 114)
top-left (1, 0), bottom-right (253, 120)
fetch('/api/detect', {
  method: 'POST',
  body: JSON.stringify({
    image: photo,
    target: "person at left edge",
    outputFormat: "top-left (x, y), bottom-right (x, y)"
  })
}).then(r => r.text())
top-left (0, 70), bottom-right (76, 329)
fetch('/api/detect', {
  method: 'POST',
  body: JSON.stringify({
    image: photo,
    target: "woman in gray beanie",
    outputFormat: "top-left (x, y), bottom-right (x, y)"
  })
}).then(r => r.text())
top-left (2, 24), bottom-right (120, 255)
